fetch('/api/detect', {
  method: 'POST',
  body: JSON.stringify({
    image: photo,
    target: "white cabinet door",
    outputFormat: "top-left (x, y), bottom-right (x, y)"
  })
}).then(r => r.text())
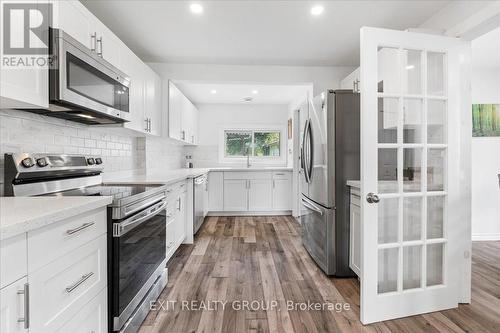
top-left (248, 179), bottom-right (273, 211)
top-left (0, 0), bottom-right (48, 109)
top-left (123, 53), bottom-right (146, 133)
top-left (148, 72), bottom-right (162, 136)
top-left (185, 101), bottom-right (199, 145)
top-left (340, 67), bottom-right (360, 91)
top-left (168, 82), bottom-right (182, 141)
top-left (94, 24), bottom-right (122, 71)
top-left (223, 180), bottom-right (248, 211)
top-left (176, 191), bottom-right (187, 244)
top-left (165, 218), bottom-right (176, 262)
top-left (0, 277), bottom-right (28, 333)
top-left (272, 179), bottom-right (292, 210)
top-left (180, 93), bottom-right (191, 142)
top-left (52, 0), bottom-right (93, 49)
top-left (208, 172), bottom-right (224, 211)
top-left (0, 234), bottom-right (27, 289)
top-left (349, 197), bottom-right (361, 277)
top-left (54, 288), bottom-right (107, 333)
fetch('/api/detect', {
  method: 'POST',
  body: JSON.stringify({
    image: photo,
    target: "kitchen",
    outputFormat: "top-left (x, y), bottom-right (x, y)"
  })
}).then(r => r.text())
top-left (1, 1), bottom-right (499, 333)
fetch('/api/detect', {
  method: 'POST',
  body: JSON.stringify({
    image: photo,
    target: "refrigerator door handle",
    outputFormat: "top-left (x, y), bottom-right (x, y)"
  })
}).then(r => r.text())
top-left (302, 119), bottom-right (310, 183)
top-left (306, 120), bottom-right (314, 182)
top-left (301, 197), bottom-right (323, 216)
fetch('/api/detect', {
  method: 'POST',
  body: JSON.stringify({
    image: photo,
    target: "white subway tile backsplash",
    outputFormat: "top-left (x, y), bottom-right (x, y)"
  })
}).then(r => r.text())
top-left (0, 110), bottom-right (186, 190)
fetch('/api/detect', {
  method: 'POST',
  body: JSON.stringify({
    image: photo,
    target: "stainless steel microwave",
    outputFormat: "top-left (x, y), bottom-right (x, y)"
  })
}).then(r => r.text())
top-left (45, 28), bottom-right (130, 125)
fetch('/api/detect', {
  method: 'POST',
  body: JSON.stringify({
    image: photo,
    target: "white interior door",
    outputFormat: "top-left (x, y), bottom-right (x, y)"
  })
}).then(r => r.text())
top-left (360, 27), bottom-right (471, 324)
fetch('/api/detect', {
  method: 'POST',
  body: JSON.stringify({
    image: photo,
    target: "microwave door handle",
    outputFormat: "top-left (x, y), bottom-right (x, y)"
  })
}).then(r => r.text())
top-left (113, 200), bottom-right (167, 237)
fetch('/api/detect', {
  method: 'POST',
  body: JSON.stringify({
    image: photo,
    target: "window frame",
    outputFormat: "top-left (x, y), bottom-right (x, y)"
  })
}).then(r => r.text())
top-left (219, 125), bottom-right (286, 165)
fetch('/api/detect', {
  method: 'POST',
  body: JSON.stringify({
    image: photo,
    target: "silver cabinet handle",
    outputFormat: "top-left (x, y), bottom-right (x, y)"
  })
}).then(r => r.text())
top-left (366, 192), bottom-right (380, 203)
top-left (145, 118), bottom-right (149, 132)
top-left (66, 272), bottom-right (94, 293)
top-left (191, 135), bottom-right (194, 143)
top-left (66, 222), bottom-right (95, 235)
top-left (177, 197), bottom-right (181, 211)
top-left (275, 173), bottom-right (285, 176)
top-left (90, 32), bottom-right (96, 52)
top-left (149, 118), bottom-right (152, 132)
top-left (17, 283), bottom-right (29, 329)
top-left (97, 36), bottom-right (103, 57)
top-left (181, 130), bottom-right (186, 140)
top-left (273, 179), bottom-right (275, 188)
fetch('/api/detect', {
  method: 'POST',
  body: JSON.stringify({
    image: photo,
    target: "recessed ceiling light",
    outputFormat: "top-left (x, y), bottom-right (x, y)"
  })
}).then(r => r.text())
top-left (310, 5), bottom-right (324, 16)
top-left (190, 3), bottom-right (203, 14)
top-left (210, 89), bottom-right (217, 94)
top-left (406, 65), bottom-right (415, 70)
top-left (252, 90), bottom-right (259, 94)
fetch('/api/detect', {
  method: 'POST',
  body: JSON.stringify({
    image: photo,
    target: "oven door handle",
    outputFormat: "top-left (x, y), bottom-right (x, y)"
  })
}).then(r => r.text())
top-left (113, 200), bottom-right (167, 237)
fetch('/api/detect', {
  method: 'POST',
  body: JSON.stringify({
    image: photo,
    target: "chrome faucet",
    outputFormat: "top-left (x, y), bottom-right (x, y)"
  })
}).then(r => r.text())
top-left (246, 147), bottom-right (251, 168)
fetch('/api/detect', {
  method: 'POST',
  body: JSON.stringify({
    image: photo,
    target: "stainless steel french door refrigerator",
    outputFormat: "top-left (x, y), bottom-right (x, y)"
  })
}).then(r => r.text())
top-left (300, 90), bottom-right (360, 277)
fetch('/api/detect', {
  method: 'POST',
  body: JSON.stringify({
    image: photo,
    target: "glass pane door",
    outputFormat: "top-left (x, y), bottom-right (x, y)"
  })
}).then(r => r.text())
top-left (376, 47), bottom-right (447, 295)
top-left (360, 27), bottom-right (470, 324)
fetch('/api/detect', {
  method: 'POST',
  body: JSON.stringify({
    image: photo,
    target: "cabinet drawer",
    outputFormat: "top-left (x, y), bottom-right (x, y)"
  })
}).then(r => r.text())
top-left (0, 234), bottom-right (27, 289)
top-left (272, 171), bottom-right (291, 180)
top-left (54, 288), bottom-right (107, 333)
top-left (27, 208), bottom-right (106, 273)
top-left (30, 234), bottom-right (107, 333)
top-left (224, 171), bottom-right (272, 180)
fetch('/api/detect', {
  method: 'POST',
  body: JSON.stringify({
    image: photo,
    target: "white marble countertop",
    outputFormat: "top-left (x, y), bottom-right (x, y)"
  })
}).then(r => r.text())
top-left (105, 167), bottom-right (293, 185)
top-left (0, 196), bottom-right (112, 240)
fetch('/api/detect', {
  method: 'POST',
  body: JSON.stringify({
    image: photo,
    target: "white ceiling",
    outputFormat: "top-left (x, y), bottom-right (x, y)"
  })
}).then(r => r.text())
top-left (472, 27), bottom-right (500, 70)
top-left (173, 81), bottom-right (311, 105)
top-left (81, 0), bottom-right (449, 66)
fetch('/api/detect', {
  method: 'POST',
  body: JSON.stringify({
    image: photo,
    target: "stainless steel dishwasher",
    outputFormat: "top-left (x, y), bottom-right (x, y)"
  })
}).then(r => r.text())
top-left (193, 174), bottom-right (207, 234)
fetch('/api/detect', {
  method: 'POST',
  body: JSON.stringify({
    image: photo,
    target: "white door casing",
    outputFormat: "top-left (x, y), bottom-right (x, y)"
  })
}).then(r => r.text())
top-left (360, 27), bottom-right (471, 324)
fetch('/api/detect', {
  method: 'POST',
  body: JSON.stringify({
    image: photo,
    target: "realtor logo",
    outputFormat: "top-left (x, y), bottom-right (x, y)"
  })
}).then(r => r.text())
top-left (2, 2), bottom-right (52, 55)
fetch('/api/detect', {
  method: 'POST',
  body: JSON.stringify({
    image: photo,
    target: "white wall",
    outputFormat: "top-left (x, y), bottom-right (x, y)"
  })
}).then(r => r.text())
top-left (184, 104), bottom-right (289, 167)
top-left (470, 28), bottom-right (500, 241)
top-left (149, 63), bottom-right (353, 96)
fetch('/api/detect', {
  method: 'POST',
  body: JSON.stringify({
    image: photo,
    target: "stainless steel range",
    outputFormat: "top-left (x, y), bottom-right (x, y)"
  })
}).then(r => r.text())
top-left (4, 153), bottom-right (168, 333)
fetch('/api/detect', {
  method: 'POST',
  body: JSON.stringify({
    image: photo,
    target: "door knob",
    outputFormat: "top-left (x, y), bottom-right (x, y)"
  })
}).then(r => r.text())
top-left (366, 192), bottom-right (380, 203)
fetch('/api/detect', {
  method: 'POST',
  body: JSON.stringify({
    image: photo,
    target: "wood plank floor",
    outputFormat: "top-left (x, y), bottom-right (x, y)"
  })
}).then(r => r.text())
top-left (139, 216), bottom-right (500, 333)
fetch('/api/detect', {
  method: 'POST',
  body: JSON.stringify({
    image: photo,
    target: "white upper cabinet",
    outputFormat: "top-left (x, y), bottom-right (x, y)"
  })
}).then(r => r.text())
top-left (0, 0), bottom-right (49, 109)
top-left (168, 82), bottom-right (182, 141)
top-left (340, 67), bottom-right (360, 92)
top-left (51, 0), bottom-right (94, 50)
top-left (168, 81), bottom-right (199, 145)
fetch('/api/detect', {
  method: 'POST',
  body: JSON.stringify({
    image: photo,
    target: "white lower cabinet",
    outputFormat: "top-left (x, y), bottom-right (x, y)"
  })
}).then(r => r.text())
top-left (248, 179), bottom-right (273, 211)
top-left (208, 172), bottom-right (224, 211)
top-left (0, 277), bottom-right (29, 333)
top-left (223, 179), bottom-right (248, 211)
top-left (54, 288), bottom-right (107, 333)
top-left (30, 234), bottom-right (107, 333)
top-left (0, 207), bottom-right (108, 333)
top-left (217, 171), bottom-right (292, 213)
top-left (349, 188), bottom-right (361, 277)
top-left (166, 181), bottom-right (188, 262)
top-left (272, 177), bottom-right (292, 211)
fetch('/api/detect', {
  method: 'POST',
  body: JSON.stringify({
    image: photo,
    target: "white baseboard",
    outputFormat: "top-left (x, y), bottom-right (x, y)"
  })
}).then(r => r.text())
top-left (472, 233), bottom-right (500, 241)
top-left (207, 211), bottom-right (292, 216)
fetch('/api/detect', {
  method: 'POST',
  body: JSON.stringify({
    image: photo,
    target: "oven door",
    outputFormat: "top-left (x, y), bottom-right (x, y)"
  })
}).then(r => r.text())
top-left (111, 200), bottom-right (167, 331)
top-left (51, 29), bottom-right (130, 122)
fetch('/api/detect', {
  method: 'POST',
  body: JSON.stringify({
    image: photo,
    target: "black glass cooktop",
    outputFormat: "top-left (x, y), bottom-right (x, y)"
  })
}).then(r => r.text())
top-left (45, 184), bottom-right (163, 202)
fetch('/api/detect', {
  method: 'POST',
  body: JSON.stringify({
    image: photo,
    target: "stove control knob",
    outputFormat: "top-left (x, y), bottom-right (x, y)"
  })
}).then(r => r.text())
top-left (87, 158), bottom-right (95, 165)
top-left (36, 158), bottom-right (48, 167)
top-left (95, 157), bottom-right (102, 165)
top-left (21, 157), bottom-right (34, 168)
